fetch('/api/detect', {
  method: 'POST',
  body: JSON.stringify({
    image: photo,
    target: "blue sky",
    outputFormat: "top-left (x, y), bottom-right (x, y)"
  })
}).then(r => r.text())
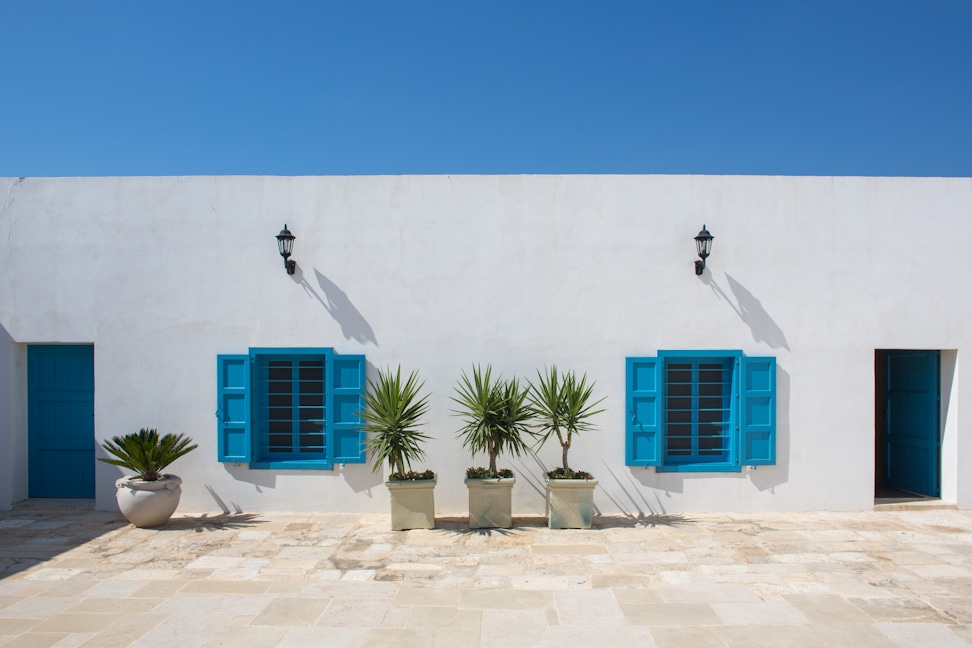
top-left (2, 2), bottom-right (970, 177)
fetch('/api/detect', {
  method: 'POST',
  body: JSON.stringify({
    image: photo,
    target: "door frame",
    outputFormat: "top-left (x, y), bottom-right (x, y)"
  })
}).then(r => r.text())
top-left (874, 349), bottom-right (941, 498)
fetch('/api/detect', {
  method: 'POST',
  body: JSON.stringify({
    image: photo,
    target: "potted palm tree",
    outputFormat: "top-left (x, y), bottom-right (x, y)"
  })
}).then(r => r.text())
top-left (362, 366), bottom-right (435, 530)
top-left (99, 428), bottom-right (198, 528)
top-left (529, 366), bottom-right (605, 529)
top-left (453, 365), bottom-right (534, 529)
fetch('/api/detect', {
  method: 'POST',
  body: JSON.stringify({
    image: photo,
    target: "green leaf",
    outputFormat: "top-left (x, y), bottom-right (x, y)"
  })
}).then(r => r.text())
top-left (528, 366), bottom-right (606, 472)
top-left (361, 366), bottom-right (432, 475)
top-left (452, 365), bottom-right (536, 474)
top-left (98, 428), bottom-right (198, 481)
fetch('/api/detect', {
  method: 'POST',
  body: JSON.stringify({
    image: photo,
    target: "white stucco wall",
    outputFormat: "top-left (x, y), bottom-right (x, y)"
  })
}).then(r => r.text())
top-left (1, 175), bottom-right (969, 514)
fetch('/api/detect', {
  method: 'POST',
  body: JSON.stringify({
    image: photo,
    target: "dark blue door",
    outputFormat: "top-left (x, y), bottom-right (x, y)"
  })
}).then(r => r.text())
top-left (28, 345), bottom-right (95, 498)
top-left (884, 350), bottom-right (939, 497)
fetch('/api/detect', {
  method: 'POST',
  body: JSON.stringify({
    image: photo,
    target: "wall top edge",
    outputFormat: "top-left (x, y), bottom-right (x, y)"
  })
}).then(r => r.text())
top-left (2, 173), bottom-right (971, 181)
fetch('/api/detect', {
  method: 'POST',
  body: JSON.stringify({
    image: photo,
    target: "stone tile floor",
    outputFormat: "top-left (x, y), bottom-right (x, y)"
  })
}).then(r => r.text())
top-left (1, 506), bottom-right (972, 647)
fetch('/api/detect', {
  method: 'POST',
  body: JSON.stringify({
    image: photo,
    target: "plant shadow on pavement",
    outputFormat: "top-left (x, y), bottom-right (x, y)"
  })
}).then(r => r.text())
top-left (432, 515), bottom-right (548, 536)
top-left (594, 513), bottom-right (694, 528)
top-left (429, 513), bottom-right (692, 535)
top-left (161, 512), bottom-right (265, 533)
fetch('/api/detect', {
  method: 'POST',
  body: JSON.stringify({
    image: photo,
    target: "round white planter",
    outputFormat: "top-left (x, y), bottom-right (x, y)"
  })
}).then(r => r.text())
top-left (114, 475), bottom-right (183, 528)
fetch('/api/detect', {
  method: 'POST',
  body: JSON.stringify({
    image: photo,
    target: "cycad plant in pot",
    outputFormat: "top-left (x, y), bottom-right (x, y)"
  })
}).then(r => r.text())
top-left (529, 366), bottom-right (605, 529)
top-left (99, 428), bottom-right (198, 528)
top-left (453, 365), bottom-right (534, 529)
top-left (362, 366), bottom-right (435, 530)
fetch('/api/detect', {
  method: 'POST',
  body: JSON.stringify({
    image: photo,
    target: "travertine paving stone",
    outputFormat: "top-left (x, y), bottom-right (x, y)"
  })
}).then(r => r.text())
top-left (0, 508), bottom-right (971, 646)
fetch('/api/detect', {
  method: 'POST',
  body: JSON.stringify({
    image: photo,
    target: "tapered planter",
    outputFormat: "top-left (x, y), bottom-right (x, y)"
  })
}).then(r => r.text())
top-left (546, 477), bottom-right (597, 529)
top-left (114, 475), bottom-right (182, 528)
top-left (387, 477), bottom-right (436, 530)
top-left (465, 477), bottom-right (515, 529)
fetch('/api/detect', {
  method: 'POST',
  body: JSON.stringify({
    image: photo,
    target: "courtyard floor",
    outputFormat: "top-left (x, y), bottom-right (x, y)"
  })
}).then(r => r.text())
top-left (1, 505), bottom-right (971, 647)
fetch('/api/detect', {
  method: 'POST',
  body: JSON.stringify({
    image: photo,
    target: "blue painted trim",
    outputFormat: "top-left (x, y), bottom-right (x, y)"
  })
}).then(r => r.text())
top-left (250, 460), bottom-right (334, 471)
top-left (657, 462), bottom-right (742, 473)
top-left (216, 354), bottom-right (252, 462)
top-left (739, 356), bottom-right (776, 466)
top-left (625, 356), bottom-right (662, 466)
top-left (249, 347), bottom-right (333, 359)
top-left (329, 353), bottom-right (367, 464)
top-left (251, 348), bottom-right (331, 463)
top-left (626, 350), bottom-right (776, 473)
top-left (659, 349), bottom-right (742, 359)
top-left (218, 347), bottom-right (365, 471)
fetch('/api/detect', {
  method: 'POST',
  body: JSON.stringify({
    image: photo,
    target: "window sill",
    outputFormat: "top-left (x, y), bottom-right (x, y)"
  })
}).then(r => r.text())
top-left (249, 460), bottom-right (334, 471)
top-left (656, 462), bottom-right (741, 473)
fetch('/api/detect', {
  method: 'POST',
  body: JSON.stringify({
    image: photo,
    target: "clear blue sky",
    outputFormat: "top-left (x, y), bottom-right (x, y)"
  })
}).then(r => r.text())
top-left (2, 1), bottom-right (970, 177)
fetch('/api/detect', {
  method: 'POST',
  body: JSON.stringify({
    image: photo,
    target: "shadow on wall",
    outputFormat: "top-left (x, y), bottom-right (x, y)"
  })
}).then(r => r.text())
top-left (215, 456), bottom-right (384, 513)
top-left (511, 454), bottom-right (691, 526)
top-left (602, 460), bottom-right (678, 516)
top-left (342, 463), bottom-right (384, 496)
top-left (619, 364), bottom-right (791, 500)
top-left (289, 265), bottom-right (378, 347)
top-left (703, 272), bottom-right (790, 351)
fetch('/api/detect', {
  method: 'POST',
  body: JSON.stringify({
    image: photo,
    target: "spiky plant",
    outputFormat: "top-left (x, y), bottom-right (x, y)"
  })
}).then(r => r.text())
top-left (528, 366), bottom-right (605, 475)
top-left (452, 365), bottom-right (535, 476)
top-left (361, 366), bottom-right (432, 480)
top-left (99, 428), bottom-right (198, 481)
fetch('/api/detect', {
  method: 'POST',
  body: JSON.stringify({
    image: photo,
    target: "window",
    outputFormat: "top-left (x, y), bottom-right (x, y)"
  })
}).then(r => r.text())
top-left (626, 351), bottom-right (776, 472)
top-left (260, 355), bottom-right (326, 460)
top-left (216, 348), bottom-right (366, 469)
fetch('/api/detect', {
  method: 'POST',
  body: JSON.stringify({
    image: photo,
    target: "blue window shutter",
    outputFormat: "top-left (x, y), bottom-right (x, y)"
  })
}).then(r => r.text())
top-left (739, 357), bottom-right (776, 466)
top-left (626, 357), bottom-right (662, 466)
top-left (217, 354), bottom-right (252, 462)
top-left (328, 354), bottom-right (367, 464)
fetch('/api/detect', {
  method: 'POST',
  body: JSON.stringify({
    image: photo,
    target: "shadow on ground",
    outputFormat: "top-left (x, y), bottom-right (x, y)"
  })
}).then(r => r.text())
top-left (161, 512), bottom-right (265, 533)
top-left (421, 514), bottom-right (693, 534)
top-left (0, 508), bottom-right (128, 582)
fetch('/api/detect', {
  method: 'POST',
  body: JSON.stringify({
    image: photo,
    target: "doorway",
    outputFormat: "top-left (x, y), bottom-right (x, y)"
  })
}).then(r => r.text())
top-left (874, 349), bottom-right (940, 499)
top-left (27, 345), bottom-right (95, 498)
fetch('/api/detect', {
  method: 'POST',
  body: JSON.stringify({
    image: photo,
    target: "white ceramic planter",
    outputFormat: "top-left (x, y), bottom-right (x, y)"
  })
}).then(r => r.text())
top-left (546, 477), bottom-right (597, 529)
top-left (387, 477), bottom-right (436, 530)
top-left (465, 477), bottom-right (515, 529)
top-left (114, 475), bottom-right (182, 528)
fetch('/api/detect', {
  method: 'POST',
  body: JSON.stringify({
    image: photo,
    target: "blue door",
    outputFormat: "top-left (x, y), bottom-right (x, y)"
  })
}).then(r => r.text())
top-left (28, 345), bottom-right (95, 498)
top-left (884, 350), bottom-right (940, 497)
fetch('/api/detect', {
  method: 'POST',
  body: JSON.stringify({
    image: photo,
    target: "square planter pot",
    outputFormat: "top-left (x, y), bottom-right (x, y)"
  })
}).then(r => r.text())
top-left (546, 477), bottom-right (597, 529)
top-left (386, 477), bottom-right (436, 530)
top-left (464, 477), bottom-right (515, 529)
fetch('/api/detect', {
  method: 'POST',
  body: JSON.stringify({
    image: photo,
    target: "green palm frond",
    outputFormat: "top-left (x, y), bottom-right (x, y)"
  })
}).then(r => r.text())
top-left (361, 366), bottom-right (431, 476)
top-left (452, 365), bottom-right (535, 475)
top-left (528, 366), bottom-right (605, 473)
top-left (99, 428), bottom-right (198, 481)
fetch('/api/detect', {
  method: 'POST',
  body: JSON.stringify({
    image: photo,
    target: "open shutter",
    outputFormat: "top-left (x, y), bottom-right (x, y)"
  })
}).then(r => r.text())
top-left (328, 353), bottom-right (366, 464)
top-left (626, 357), bottom-right (662, 466)
top-left (217, 354), bottom-right (252, 462)
top-left (739, 357), bottom-right (776, 466)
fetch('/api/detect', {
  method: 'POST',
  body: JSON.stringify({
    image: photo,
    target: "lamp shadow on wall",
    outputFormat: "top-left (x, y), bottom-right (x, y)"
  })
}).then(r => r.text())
top-left (289, 265), bottom-right (379, 347)
top-left (622, 365), bottom-right (791, 497)
top-left (703, 273), bottom-right (789, 351)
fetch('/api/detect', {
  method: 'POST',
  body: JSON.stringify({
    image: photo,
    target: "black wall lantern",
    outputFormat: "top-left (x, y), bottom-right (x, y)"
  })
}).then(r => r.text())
top-left (276, 224), bottom-right (296, 275)
top-left (694, 224), bottom-right (713, 275)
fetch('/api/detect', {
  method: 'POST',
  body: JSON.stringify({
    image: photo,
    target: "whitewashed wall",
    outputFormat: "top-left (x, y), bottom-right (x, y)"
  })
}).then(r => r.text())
top-left (1, 175), bottom-right (970, 514)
